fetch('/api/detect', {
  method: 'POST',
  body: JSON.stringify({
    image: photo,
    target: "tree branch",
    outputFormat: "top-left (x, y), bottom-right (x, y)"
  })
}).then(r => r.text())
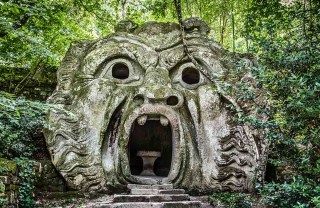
top-left (173, 0), bottom-right (243, 114)
top-left (0, 14), bottom-right (31, 38)
top-left (14, 32), bottom-right (60, 94)
top-left (13, 14), bottom-right (30, 30)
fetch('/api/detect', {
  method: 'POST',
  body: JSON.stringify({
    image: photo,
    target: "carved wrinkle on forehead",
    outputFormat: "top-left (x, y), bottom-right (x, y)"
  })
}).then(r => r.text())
top-left (81, 39), bottom-right (158, 76)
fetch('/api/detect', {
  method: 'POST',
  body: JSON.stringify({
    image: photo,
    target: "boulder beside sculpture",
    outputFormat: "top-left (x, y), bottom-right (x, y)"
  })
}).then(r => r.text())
top-left (44, 18), bottom-right (268, 193)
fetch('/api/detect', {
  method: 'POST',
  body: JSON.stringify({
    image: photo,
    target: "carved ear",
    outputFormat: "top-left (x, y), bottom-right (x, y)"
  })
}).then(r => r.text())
top-left (48, 40), bottom-right (95, 104)
top-left (114, 20), bottom-right (138, 33)
top-left (182, 17), bottom-right (210, 36)
top-left (56, 40), bottom-right (95, 92)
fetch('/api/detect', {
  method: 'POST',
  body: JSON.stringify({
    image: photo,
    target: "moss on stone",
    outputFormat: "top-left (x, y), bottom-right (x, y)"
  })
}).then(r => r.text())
top-left (0, 181), bottom-right (5, 194)
top-left (42, 191), bottom-right (86, 199)
top-left (0, 158), bottom-right (17, 174)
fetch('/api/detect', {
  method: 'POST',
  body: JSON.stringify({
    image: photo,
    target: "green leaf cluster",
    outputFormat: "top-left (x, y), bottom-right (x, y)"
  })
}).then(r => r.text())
top-left (209, 192), bottom-right (254, 208)
top-left (258, 177), bottom-right (320, 208)
top-left (14, 158), bottom-right (36, 208)
top-left (242, 0), bottom-right (320, 207)
top-left (245, 0), bottom-right (320, 180)
top-left (0, 92), bottom-right (52, 207)
top-left (0, 91), bottom-right (50, 158)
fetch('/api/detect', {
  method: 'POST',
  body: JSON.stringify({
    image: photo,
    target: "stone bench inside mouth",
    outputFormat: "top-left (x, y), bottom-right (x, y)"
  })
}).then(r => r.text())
top-left (137, 151), bottom-right (161, 157)
top-left (137, 151), bottom-right (161, 176)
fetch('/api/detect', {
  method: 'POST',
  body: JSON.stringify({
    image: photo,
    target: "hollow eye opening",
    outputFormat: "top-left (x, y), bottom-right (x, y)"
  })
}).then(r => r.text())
top-left (186, 27), bottom-right (199, 32)
top-left (182, 67), bottom-right (200, 85)
top-left (112, 63), bottom-right (129, 79)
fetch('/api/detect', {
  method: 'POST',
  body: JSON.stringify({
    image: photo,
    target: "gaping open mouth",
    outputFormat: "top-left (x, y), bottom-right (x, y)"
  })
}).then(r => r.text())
top-left (128, 114), bottom-right (172, 177)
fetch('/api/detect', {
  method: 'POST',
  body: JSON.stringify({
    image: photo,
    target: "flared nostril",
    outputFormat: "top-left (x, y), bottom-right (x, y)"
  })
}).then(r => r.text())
top-left (133, 94), bottom-right (145, 105)
top-left (166, 96), bottom-right (179, 106)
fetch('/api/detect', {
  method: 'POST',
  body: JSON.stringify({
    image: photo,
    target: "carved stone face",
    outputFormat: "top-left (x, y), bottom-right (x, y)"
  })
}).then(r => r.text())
top-left (45, 19), bottom-right (267, 193)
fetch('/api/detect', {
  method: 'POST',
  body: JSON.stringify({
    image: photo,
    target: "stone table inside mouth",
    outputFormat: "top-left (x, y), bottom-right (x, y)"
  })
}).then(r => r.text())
top-left (137, 151), bottom-right (161, 176)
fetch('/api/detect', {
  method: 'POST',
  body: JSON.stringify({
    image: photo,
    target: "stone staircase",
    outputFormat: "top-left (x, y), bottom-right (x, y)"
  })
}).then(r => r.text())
top-left (94, 184), bottom-right (204, 208)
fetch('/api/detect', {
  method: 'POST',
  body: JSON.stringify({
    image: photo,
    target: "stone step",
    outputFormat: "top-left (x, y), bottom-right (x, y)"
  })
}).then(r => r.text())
top-left (130, 189), bottom-right (185, 195)
top-left (131, 189), bottom-right (160, 195)
top-left (159, 189), bottom-right (185, 194)
top-left (93, 201), bottom-right (202, 208)
top-left (113, 194), bottom-right (190, 203)
top-left (127, 184), bottom-right (173, 190)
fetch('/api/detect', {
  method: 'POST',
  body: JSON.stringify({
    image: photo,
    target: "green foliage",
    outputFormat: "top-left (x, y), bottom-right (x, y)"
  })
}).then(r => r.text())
top-left (0, 0), bottom-right (112, 94)
top-left (0, 0), bottom-right (105, 67)
top-left (0, 159), bottom-right (37, 207)
top-left (209, 1), bottom-right (320, 207)
top-left (245, 0), bottom-right (320, 181)
top-left (0, 91), bottom-right (50, 158)
top-left (258, 177), bottom-right (320, 208)
top-left (0, 0), bottom-right (252, 95)
top-left (242, 1), bottom-right (320, 206)
top-left (15, 158), bottom-right (36, 208)
top-left (0, 180), bottom-right (4, 194)
top-left (0, 197), bottom-right (7, 208)
top-left (209, 192), bottom-right (254, 208)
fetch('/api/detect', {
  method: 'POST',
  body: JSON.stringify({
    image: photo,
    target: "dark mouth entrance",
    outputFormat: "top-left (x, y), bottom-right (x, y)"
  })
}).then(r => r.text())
top-left (128, 118), bottom-right (172, 177)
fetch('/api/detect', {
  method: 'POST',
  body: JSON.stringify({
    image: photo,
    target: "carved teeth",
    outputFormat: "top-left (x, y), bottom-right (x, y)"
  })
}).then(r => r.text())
top-left (137, 115), bottom-right (148, 125)
top-left (160, 116), bottom-right (169, 126)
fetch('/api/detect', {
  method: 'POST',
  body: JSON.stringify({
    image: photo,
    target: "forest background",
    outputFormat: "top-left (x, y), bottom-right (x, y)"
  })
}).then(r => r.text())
top-left (0, 0), bottom-right (319, 207)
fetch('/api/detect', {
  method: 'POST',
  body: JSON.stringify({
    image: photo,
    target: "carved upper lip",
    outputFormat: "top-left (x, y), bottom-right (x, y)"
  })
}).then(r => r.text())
top-left (124, 104), bottom-right (180, 136)
top-left (136, 114), bottom-right (169, 126)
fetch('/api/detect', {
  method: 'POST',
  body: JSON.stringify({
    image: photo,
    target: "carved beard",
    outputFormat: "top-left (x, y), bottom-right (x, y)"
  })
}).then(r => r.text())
top-left (45, 21), bottom-right (267, 193)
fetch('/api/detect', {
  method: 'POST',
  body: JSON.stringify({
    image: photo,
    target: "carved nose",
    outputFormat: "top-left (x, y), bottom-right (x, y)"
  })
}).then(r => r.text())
top-left (166, 95), bottom-right (179, 106)
top-left (133, 87), bottom-right (183, 107)
top-left (134, 67), bottom-right (183, 107)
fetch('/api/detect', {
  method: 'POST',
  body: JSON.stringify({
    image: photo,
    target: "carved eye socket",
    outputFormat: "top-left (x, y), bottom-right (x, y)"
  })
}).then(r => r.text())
top-left (98, 58), bottom-right (141, 83)
top-left (172, 62), bottom-right (206, 89)
top-left (112, 63), bottom-right (129, 79)
top-left (182, 67), bottom-right (200, 85)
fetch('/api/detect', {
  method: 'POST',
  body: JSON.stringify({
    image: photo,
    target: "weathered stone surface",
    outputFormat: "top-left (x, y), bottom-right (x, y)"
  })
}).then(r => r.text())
top-left (94, 201), bottom-right (202, 208)
top-left (94, 183), bottom-right (202, 207)
top-left (113, 194), bottom-right (190, 202)
top-left (35, 160), bottom-right (67, 192)
top-left (159, 189), bottom-right (185, 194)
top-left (128, 184), bottom-right (174, 190)
top-left (0, 158), bottom-right (17, 175)
top-left (162, 201), bottom-right (202, 208)
top-left (0, 158), bottom-right (19, 207)
top-left (131, 188), bottom-right (159, 195)
top-left (129, 184), bottom-right (185, 195)
top-left (44, 18), bottom-right (268, 193)
top-left (0, 176), bottom-right (10, 184)
top-left (131, 188), bottom-right (186, 195)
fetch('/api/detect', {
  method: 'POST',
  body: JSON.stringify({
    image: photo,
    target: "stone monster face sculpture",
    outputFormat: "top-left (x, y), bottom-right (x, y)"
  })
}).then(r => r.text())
top-left (45, 18), bottom-right (268, 193)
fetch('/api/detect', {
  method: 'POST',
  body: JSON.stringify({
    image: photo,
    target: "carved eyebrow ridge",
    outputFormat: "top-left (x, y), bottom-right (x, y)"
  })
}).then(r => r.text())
top-left (82, 38), bottom-right (157, 76)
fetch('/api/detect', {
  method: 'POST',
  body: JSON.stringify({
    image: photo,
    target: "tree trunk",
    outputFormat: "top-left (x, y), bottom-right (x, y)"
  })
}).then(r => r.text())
top-left (121, 0), bottom-right (127, 20)
top-left (220, 13), bottom-right (228, 46)
top-left (232, 11), bottom-right (235, 52)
